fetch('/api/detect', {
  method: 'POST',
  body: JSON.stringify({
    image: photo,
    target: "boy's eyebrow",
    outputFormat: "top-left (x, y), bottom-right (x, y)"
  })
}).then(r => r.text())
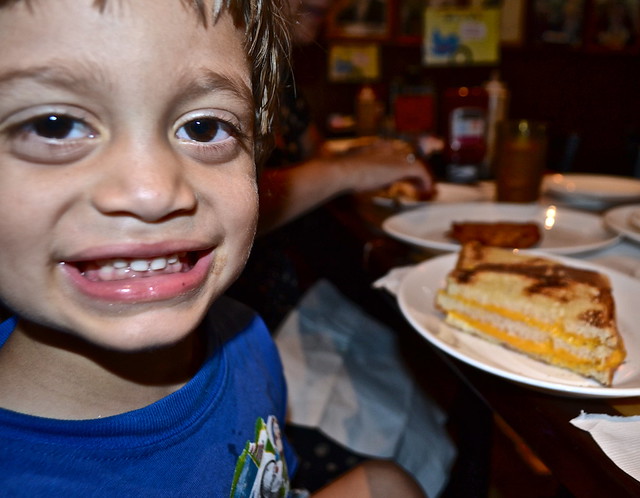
top-left (178, 69), bottom-right (253, 106)
top-left (0, 65), bottom-right (253, 109)
top-left (0, 64), bottom-right (113, 95)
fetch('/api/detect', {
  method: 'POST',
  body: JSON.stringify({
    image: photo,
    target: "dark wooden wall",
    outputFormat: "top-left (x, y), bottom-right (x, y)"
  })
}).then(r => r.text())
top-left (291, 16), bottom-right (640, 177)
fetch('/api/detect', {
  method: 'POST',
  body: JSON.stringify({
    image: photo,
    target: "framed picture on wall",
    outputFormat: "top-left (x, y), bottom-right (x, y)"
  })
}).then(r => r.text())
top-left (395, 0), bottom-right (428, 44)
top-left (328, 43), bottom-right (381, 81)
top-left (584, 0), bottom-right (640, 53)
top-left (500, 0), bottom-right (526, 45)
top-left (327, 0), bottom-right (392, 39)
top-left (531, 0), bottom-right (586, 46)
top-left (423, 6), bottom-right (501, 65)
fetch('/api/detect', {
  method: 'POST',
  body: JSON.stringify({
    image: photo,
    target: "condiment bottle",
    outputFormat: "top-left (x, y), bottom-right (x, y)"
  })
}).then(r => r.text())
top-left (355, 84), bottom-right (379, 136)
top-left (442, 86), bottom-right (489, 183)
top-left (483, 71), bottom-right (509, 177)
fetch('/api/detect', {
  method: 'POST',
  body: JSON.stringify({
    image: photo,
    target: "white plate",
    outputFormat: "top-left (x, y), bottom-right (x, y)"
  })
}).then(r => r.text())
top-left (382, 202), bottom-right (620, 255)
top-left (373, 183), bottom-right (485, 208)
top-left (397, 253), bottom-right (640, 398)
top-left (544, 173), bottom-right (640, 203)
top-left (604, 204), bottom-right (640, 245)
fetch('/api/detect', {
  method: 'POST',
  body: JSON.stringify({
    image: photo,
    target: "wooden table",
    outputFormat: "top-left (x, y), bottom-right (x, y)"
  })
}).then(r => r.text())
top-left (298, 192), bottom-right (640, 497)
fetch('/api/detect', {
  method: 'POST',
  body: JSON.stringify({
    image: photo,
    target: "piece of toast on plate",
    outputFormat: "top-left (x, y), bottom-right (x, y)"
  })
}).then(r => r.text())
top-left (447, 221), bottom-right (541, 249)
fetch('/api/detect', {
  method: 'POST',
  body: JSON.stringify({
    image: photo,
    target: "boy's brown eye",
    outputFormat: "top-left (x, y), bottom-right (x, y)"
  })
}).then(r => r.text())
top-left (17, 114), bottom-right (95, 142)
top-left (33, 115), bottom-right (74, 139)
top-left (178, 118), bottom-right (232, 143)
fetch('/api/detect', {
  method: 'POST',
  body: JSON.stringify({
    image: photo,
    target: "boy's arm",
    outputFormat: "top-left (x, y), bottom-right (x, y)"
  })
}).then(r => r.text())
top-left (311, 460), bottom-right (427, 498)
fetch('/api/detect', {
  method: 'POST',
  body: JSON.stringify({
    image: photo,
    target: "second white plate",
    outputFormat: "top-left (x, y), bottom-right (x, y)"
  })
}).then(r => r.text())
top-left (604, 203), bottom-right (640, 245)
top-left (382, 202), bottom-right (620, 255)
top-left (544, 173), bottom-right (640, 204)
top-left (373, 182), bottom-right (485, 208)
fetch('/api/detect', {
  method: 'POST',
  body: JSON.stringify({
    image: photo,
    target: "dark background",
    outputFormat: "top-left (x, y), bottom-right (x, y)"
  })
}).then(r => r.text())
top-left (292, 0), bottom-right (640, 177)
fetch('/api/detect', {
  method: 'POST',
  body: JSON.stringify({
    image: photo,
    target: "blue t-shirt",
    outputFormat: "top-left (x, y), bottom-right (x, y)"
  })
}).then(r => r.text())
top-left (0, 298), bottom-right (297, 496)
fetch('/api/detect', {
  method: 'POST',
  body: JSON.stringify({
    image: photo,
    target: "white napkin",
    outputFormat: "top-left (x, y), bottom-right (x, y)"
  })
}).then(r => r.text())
top-left (372, 265), bottom-right (414, 296)
top-left (570, 412), bottom-right (640, 482)
top-left (275, 279), bottom-right (456, 497)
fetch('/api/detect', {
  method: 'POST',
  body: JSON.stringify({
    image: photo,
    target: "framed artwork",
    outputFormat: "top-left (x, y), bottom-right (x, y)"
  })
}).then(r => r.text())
top-left (326, 0), bottom-right (392, 39)
top-left (395, 0), bottom-right (429, 44)
top-left (500, 0), bottom-right (526, 45)
top-left (423, 6), bottom-right (501, 65)
top-left (584, 0), bottom-right (640, 52)
top-left (532, 0), bottom-right (586, 46)
top-left (328, 43), bottom-right (381, 82)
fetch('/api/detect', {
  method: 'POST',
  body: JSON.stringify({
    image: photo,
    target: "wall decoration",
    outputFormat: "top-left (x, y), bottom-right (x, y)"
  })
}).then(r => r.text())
top-left (532, 0), bottom-right (586, 46)
top-left (500, 0), bottom-right (526, 45)
top-left (395, 0), bottom-right (429, 44)
top-left (423, 6), bottom-right (501, 65)
top-left (327, 0), bottom-right (392, 39)
top-left (328, 43), bottom-right (381, 82)
top-left (584, 0), bottom-right (640, 52)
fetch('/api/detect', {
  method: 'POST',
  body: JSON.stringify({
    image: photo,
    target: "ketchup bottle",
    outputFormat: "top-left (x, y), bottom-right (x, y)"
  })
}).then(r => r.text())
top-left (442, 86), bottom-right (489, 182)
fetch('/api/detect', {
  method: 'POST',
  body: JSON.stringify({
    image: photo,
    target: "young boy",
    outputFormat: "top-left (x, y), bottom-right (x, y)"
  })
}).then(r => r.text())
top-left (0, 1), bottom-right (425, 496)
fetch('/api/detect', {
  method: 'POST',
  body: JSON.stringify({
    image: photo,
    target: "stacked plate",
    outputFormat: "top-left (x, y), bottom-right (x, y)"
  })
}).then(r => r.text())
top-left (604, 204), bottom-right (640, 245)
top-left (543, 173), bottom-right (640, 211)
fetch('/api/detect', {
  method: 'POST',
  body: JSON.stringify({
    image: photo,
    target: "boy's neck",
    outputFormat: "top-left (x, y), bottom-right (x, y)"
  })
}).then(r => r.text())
top-left (0, 320), bottom-right (206, 420)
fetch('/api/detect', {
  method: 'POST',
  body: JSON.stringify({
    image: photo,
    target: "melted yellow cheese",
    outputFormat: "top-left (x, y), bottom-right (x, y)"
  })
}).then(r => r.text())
top-left (446, 293), bottom-right (600, 348)
top-left (447, 310), bottom-right (622, 372)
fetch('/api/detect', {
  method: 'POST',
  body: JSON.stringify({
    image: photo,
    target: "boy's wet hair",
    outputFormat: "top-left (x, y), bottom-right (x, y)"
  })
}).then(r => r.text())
top-left (0, 0), bottom-right (291, 167)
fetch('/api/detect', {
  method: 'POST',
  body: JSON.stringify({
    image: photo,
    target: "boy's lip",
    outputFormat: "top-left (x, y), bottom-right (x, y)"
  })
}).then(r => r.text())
top-left (60, 242), bottom-right (216, 303)
top-left (62, 240), bottom-right (213, 262)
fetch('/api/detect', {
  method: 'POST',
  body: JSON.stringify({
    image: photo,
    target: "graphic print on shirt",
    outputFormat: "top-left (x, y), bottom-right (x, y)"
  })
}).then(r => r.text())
top-left (230, 415), bottom-right (290, 497)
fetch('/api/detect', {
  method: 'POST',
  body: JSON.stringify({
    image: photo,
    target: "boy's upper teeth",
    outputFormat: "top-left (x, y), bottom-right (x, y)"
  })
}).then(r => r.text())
top-left (79, 252), bottom-right (191, 282)
top-left (97, 254), bottom-right (181, 274)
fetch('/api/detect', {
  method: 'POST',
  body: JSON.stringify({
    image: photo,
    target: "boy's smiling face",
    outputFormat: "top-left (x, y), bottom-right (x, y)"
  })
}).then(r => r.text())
top-left (0, 1), bottom-right (258, 351)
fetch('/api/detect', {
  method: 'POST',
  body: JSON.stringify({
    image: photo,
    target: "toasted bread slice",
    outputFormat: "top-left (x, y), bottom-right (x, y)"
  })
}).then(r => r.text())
top-left (448, 221), bottom-right (541, 248)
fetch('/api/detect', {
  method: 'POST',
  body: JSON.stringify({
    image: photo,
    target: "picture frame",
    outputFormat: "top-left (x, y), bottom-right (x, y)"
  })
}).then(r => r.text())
top-left (531, 0), bottom-right (586, 46)
top-left (584, 0), bottom-right (640, 53)
top-left (395, 0), bottom-right (428, 44)
top-left (327, 43), bottom-right (381, 82)
top-left (500, 0), bottom-right (526, 45)
top-left (423, 6), bottom-right (501, 66)
top-left (326, 0), bottom-right (392, 40)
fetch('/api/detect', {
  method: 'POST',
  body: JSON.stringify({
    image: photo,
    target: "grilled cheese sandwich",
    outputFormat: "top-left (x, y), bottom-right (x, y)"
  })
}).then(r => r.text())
top-left (435, 242), bottom-right (626, 386)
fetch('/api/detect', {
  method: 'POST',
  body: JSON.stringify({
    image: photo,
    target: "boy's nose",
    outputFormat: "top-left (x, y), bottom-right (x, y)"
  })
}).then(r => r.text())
top-left (90, 141), bottom-right (198, 222)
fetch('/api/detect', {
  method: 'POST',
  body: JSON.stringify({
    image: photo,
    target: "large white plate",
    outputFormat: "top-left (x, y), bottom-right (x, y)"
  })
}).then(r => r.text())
top-left (604, 203), bottom-right (640, 245)
top-left (397, 253), bottom-right (640, 398)
top-left (544, 173), bottom-right (640, 204)
top-left (373, 183), bottom-right (485, 208)
top-left (382, 202), bottom-right (620, 255)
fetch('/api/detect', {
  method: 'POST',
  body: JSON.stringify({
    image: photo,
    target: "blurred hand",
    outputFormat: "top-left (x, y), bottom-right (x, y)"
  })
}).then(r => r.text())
top-left (330, 138), bottom-right (437, 198)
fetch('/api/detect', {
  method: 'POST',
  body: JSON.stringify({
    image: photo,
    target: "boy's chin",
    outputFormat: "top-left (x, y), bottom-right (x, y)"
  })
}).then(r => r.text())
top-left (94, 314), bottom-right (206, 352)
top-left (37, 304), bottom-right (210, 354)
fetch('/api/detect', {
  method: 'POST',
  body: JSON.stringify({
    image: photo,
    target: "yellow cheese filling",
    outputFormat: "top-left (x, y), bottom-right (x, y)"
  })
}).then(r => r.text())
top-left (444, 303), bottom-right (623, 372)
top-left (443, 292), bottom-right (602, 348)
